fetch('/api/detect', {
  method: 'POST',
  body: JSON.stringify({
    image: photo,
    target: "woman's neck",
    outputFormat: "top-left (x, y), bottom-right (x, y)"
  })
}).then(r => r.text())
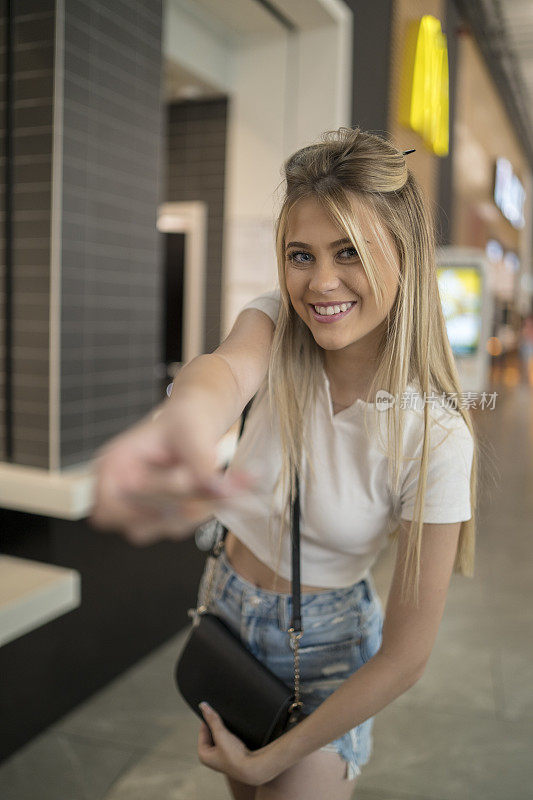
top-left (324, 357), bottom-right (377, 403)
top-left (322, 330), bottom-right (382, 402)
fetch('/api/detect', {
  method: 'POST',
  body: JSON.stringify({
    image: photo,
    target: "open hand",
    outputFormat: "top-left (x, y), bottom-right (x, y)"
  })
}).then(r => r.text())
top-left (88, 406), bottom-right (256, 546)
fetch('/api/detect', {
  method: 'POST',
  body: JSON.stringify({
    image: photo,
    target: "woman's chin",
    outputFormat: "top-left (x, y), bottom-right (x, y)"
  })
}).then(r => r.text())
top-left (312, 332), bottom-right (358, 351)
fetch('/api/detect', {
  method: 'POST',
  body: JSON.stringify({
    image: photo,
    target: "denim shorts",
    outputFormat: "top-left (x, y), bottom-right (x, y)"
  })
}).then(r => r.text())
top-left (196, 544), bottom-right (384, 781)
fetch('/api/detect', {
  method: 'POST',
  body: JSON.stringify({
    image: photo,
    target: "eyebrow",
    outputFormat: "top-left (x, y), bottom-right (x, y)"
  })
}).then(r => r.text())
top-left (285, 237), bottom-right (369, 250)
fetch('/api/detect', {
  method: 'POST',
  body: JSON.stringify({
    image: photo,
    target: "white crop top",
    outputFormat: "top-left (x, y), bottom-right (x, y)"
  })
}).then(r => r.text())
top-left (214, 287), bottom-right (474, 588)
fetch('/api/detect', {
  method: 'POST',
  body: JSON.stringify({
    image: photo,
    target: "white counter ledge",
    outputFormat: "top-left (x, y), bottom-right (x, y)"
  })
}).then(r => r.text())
top-left (0, 556), bottom-right (81, 647)
top-left (0, 462), bottom-right (96, 519)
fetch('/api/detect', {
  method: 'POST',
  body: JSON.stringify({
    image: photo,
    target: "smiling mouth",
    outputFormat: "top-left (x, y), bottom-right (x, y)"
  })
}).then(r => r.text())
top-left (308, 301), bottom-right (358, 323)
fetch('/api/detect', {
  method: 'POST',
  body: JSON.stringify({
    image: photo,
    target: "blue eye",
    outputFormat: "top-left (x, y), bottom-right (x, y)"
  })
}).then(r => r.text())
top-left (287, 251), bottom-right (312, 264)
top-left (286, 247), bottom-right (359, 265)
top-left (340, 247), bottom-right (359, 259)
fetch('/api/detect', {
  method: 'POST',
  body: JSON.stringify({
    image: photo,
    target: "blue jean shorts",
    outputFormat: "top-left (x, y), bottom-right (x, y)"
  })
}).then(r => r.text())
top-left (196, 545), bottom-right (384, 781)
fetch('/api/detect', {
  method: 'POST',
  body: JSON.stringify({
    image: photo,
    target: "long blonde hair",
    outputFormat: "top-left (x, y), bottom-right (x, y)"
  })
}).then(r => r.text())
top-left (264, 126), bottom-right (478, 607)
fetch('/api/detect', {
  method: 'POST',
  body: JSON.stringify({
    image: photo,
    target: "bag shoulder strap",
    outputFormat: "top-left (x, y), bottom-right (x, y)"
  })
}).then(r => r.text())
top-left (238, 395), bottom-right (255, 437)
top-left (217, 393), bottom-right (302, 633)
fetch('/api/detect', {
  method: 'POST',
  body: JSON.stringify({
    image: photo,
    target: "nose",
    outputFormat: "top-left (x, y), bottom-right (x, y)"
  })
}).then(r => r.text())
top-left (307, 258), bottom-right (342, 294)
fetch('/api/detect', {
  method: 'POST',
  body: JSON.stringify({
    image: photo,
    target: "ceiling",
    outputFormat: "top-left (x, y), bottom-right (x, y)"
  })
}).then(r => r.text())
top-left (163, 0), bottom-right (533, 168)
top-left (455, 0), bottom-right (533, 169)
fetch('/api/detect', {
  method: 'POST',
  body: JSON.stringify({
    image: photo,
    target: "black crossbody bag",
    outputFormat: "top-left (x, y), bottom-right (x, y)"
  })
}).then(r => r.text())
top-left (175, 396), bottom-right (308, 751)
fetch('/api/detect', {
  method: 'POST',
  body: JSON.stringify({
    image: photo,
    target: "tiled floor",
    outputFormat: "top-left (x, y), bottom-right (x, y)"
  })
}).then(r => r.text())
top-left (1, 382), bottom-right (532, 799)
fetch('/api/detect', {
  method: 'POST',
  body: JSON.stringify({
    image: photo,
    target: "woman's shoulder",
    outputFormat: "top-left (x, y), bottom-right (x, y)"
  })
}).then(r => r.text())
top-left (239, 287), bottom-right (281, 326)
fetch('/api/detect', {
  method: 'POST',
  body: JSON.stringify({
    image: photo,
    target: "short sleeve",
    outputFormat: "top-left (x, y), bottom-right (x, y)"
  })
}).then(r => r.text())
top-left (399, 416), bottom-right (474, 523)
top-left (240, 287), bottom-right (281, 326)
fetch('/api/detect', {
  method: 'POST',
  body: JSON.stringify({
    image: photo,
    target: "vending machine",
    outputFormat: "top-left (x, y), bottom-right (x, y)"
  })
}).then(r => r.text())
top-left (436, 246), bottom-right (494, 394)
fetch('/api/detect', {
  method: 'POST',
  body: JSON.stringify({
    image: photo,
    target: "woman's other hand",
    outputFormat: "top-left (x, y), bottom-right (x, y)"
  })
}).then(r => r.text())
top-left (197, 702), bottom-right (282, 786)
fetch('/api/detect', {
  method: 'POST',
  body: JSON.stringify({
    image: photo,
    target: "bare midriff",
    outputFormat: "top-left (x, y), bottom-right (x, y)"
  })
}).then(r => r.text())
top-left (225, 529), bottom-right (333, 593)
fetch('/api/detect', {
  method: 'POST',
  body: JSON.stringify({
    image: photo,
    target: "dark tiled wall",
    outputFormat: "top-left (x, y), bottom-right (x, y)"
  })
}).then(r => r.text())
top-left (1, 0), bottom-right (163, 469)
top-left (0, 2), bottom-right (3, 463)
top-left (61, 0), bottom-right (163, 467)
top-left (0, 1), bottom-right (55, 466)
top-left (166, 99), bottom-right (228, 354)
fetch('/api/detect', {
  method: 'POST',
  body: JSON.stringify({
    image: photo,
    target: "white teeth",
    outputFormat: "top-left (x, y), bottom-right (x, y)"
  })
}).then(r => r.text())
top-left (313, 302), bottom-right (354, 316)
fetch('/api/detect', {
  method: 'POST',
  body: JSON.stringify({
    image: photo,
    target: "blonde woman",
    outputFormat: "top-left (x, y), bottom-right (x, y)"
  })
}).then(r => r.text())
top-left (90, 127), bottom-right (477, 800)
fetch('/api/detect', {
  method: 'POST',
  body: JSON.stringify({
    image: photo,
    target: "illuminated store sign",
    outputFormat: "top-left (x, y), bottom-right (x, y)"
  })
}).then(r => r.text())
top-left (399, 15), bottom-right (449, 156)
top-left (494, 157), bottom-right (525, 229)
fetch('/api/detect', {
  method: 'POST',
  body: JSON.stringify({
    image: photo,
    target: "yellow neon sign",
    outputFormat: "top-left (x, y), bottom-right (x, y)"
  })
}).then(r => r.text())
top-left (399, 15), bottom-right (449, 157)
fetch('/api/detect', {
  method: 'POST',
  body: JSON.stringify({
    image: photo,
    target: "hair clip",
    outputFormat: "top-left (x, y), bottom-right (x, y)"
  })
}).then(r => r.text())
top-left (402, 149), bottom-right (416, 155)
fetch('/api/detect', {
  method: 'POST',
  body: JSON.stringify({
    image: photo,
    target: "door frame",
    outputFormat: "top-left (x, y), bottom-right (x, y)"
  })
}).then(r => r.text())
top-left (157, 201), bottom-right (208, 367)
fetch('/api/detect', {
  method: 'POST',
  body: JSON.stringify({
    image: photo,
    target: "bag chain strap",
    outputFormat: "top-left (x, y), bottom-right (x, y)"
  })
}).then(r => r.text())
top-left (193, 531), bottom-right (304, 721)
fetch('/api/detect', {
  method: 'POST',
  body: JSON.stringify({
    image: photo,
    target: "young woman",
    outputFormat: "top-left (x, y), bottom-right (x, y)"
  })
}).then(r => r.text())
top-left (90, 127), bottom-right (477, 800)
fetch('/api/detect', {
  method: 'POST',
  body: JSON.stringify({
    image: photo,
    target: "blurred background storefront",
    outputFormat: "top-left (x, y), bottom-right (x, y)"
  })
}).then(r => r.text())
top-left (1, 1), bottom-right (532, 796)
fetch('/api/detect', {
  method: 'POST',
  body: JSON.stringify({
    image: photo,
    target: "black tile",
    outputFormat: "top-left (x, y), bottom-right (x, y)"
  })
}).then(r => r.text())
top-left (13, 101), bottom-right (53, 128)
top-left (13, 186), bottom-right (51, 212)
top-left (13, 216), bottom-right (51, 239)
top-left (13, 273), bottom-right (50, 294)
top-left (13, 130), bottom-right (53, 157)
top-left (15, 0), bottom-right (54, 17)
top-left (13, 158), bottom-right (52, 183)
top-left (13, 444), bottom-right (49, 466)
top-left (14, 72), bottom-right (54, 102)
top-left (12, 245), bottom-right (50, 267)
top-left (15, 13), bottom-right (54, 47)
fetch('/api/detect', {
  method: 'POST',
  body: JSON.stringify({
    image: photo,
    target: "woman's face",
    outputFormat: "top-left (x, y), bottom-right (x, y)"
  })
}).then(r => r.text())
top-left (284, 194), bottom-right (400, 358)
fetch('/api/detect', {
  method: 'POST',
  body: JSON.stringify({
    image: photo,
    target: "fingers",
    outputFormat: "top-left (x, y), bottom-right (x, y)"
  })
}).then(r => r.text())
top-left (89, 458), bottom-right (196, 537)
top-left (89, 484), bottom-right (210, 545)
top-left (125, 467), bottom-right (256, 509)
top-left (121, 485), bottom-right (218, 513)
top-left (127, 464), bottom-right (204, 504)
top-left (88, 419), bottom-right (260, 546)
top-left (122, 510), bottom-right (207, 545)
top-left (199, 703), bottom-right (219, 758)
top-left (112, 470), bottom-right (259, 541)
top-left (120, 524), bottom-right (171, 548)
top-left (89, 467), bottom-right (155, 534)
top-left (199, 701), bottom-right (223, 736)
top-left (198, 720), bottom-right (215, 751)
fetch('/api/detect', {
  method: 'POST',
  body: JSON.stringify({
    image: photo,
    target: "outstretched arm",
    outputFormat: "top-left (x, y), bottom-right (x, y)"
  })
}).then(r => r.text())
top-left (89, 307), bottom-right (274, 542)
